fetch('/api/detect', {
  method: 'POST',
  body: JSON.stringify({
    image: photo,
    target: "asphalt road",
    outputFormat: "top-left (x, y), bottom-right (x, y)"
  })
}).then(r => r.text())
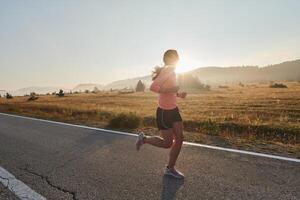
top-left (0, 114), bottom-right (299, 200)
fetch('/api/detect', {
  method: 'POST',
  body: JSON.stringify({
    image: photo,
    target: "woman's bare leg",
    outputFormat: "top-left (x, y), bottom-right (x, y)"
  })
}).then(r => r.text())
top-left (168, 121), bottom-right (184, 167)
top-left (144, 129), bottom-right (173, 148)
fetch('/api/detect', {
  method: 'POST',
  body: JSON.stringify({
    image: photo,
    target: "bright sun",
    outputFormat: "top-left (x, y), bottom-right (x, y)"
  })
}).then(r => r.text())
top-left (175, 55), bottom-right (203, 73)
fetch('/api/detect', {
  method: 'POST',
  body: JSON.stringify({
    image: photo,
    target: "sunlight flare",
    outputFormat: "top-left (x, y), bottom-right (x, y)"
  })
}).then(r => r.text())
top-left (175, 54), bottom-right (204, 73)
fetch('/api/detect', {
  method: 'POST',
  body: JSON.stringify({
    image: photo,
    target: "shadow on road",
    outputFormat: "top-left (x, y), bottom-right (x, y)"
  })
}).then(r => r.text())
top-left (161, 175), bottom-right (184, 200)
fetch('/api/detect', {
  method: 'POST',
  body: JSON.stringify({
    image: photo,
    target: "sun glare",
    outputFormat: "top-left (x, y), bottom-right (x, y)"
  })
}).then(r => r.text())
top-left (175, 55), bottom-right (203, 73)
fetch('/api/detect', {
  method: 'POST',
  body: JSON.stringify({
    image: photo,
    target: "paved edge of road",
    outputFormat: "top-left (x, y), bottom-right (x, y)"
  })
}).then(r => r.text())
top-left (0, 112), bottom-right (299, 163)
top-left (0, 166), bottom-right (46, 200)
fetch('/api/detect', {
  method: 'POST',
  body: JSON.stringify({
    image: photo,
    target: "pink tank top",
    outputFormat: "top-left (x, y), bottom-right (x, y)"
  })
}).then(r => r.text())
top-left (150, 66), bottom-right (177, 110)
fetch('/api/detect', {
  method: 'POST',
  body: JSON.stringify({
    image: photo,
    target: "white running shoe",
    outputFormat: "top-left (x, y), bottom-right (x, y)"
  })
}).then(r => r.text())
top-left (164, 166), bottom-right (185, 179)
top-left (136, 132), bottom-right (145, 151)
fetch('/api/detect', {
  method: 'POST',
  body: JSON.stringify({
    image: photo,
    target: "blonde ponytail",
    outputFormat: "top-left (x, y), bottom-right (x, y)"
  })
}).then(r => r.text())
top-left (152, 65), bottom-right (165, 80)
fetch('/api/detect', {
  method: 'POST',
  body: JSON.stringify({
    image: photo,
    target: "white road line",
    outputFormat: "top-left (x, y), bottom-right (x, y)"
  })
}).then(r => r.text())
top-left (0, 166), bottom-right (46, 200)
top-left (184, 142), bottom-right (300, 163)
top-left (0, 112), bottom-right (300, 163)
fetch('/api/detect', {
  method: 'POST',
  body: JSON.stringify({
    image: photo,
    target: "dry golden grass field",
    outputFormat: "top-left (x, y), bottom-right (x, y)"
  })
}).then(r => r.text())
top-left (1, 82), bottom-right (299, 157)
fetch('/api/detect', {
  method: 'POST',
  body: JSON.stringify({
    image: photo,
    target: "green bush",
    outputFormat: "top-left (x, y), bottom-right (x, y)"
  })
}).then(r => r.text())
top-left (57, 89), bottom-right (65, 97)
top-left (135, 80), bottom-right (146, 92)
top-left (108, 112), bottom-right (141, 129)
top-left (5, 93), bottom-right (13, 99)
top-left (27, 92), bottom-right (38, 101)
top-left (269, 83), bottom-right (287, 88)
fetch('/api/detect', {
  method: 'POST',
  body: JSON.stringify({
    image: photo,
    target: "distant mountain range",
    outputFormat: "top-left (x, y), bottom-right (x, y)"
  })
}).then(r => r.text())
top-left (188, 59), bottom-right (300, 84)
top-left (5, 59), bottom-right (300, 96)
top-left (5, 86), bottom-right (69, 96)
top-left (96, 59), bottom-right (300, 89)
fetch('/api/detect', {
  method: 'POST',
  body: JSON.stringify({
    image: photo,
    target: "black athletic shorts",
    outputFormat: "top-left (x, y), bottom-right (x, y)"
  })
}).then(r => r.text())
top-left (156, 107), bottom-right (182, 130)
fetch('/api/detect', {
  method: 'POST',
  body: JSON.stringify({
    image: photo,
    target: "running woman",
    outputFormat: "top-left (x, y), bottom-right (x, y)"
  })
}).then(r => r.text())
top-left (136, 49), bottom-right (187, 179)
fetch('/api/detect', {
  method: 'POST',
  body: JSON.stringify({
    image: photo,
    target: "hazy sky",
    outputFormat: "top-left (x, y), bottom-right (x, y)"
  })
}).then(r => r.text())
top-left (1, 0), bottom-right (300, 90)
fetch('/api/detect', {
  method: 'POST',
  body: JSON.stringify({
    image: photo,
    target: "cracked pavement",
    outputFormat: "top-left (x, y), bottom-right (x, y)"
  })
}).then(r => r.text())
top-left (0, 114), bottom-right (299, 200)
top-left (0, 184), bottom-right (18, 200)
top-left (20, 166), bottom-right (77, 200)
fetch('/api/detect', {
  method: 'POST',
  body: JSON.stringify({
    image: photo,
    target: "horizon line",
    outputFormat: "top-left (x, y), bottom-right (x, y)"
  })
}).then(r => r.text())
top-left (1, 58), bottom-right (299, 92)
